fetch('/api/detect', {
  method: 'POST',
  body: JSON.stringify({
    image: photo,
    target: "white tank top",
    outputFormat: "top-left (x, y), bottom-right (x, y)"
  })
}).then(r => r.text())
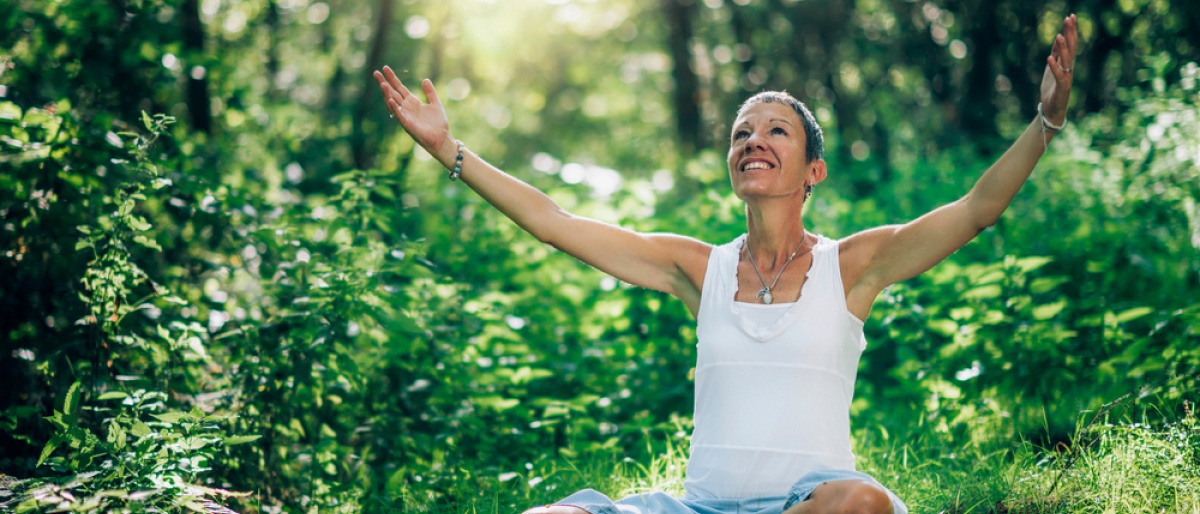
top-left (684, 234), bottom-right (866, 500)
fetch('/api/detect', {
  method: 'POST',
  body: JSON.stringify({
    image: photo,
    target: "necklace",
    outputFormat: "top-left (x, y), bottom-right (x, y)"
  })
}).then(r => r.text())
top-left (745, 232), bottom-right (812, 304)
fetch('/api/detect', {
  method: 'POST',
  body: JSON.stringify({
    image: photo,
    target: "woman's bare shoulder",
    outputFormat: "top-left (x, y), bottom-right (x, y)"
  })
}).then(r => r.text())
top-left (650, 232), bottom-right (713, 277)
top-left (837, 226), bottom-right (901, 298)
top-left (647, 233), bottom-right (713, 314)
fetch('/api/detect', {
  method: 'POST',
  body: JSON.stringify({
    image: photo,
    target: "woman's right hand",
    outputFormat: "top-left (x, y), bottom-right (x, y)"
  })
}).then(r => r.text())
top-left (373, 66), bottom-right (456, 166)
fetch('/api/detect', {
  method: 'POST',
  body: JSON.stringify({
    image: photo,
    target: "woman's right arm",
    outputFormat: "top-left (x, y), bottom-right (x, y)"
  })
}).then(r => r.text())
top-left (373, 67), bottom-right (709, 309)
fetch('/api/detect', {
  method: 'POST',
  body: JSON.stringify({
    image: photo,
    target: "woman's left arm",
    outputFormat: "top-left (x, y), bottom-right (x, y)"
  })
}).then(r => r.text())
top-left (845, 14), bottom-right (1079, 304)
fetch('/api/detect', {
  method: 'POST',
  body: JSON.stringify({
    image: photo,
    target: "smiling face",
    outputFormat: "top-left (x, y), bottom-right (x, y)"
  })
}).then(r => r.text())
top-left (727, 102), bottom-right (825, 201)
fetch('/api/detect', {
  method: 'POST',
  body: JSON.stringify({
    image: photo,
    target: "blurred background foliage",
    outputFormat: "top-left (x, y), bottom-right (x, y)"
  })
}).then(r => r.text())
top-left (1, 0), bottom-right (1198, 511)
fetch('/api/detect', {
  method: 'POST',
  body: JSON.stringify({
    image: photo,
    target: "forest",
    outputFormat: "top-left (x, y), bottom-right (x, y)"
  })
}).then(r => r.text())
top-left (1, 0), bottom-right (1199, 512)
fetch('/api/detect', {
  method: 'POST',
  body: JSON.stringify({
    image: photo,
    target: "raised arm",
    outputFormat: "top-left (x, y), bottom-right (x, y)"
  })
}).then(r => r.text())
top-left (372, 67), bottom-right (710, 312)
top-left (842, 14), bottom-right (1080, 317)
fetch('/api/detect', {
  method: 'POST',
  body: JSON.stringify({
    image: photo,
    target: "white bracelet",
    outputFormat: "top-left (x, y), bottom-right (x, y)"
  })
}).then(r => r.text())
top-left (1037, 103), bottom-right (1066, 131)
top-left (1037, 103), bottom-right (1066, 151)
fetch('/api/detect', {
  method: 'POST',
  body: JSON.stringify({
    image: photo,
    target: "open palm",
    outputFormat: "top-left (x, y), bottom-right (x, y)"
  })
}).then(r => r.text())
top-left (373, 66), bottom-right (454, 161)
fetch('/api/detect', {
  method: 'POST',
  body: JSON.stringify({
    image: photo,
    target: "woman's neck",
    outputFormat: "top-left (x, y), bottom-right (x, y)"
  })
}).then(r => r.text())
top-left (744, 200), bottom-right (809, 267)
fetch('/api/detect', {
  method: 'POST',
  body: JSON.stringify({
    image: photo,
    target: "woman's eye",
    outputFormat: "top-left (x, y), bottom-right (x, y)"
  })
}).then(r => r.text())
top-left (733, 131), bottom-right (749, 140)
top-left (771, 127), bottom-right (788, 135)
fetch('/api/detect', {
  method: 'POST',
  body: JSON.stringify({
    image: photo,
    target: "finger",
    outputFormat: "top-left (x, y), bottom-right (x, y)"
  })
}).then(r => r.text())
top-left (378, 80), bottom-right (402, 106)
top-left (375, 71), bottom-right (398, 96)
top-left (383, 66), bottom-right (413, 101)
top-left (1049, 34), bottom-right (1063, 72)
top-left (421, 78), bottom-right (442, 106)
top-left (387, 98), bottom-right (405, 120)
top-left (1066, 14), bottom-right (1079, 61)
top-left (1065, 15), bottom-right (1084, 64)
top-left (374, 71), bottom-right (409, 104)
top-left (1052, 34), bottom-right (1070, 75)
top-left (1047, 55), bottom-right (1065, 83)
top-left (374, 71), bottom-right (397, 98)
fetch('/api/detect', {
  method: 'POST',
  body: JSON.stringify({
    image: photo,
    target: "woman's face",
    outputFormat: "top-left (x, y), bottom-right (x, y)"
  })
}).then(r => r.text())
top-left (727, 102), bottom-right (818, 201)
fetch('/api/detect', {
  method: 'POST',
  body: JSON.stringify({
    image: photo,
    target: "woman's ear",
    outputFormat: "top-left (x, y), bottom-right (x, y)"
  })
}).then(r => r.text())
top-left (809, 159), bottom-right (828, 186)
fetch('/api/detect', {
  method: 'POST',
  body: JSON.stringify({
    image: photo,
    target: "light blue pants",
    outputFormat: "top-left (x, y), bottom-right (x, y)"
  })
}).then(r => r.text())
top-left (553, 469), bottom-right (907, 514)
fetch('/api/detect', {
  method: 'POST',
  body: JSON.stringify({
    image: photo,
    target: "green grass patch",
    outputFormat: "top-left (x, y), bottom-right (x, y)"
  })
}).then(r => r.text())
top-left (384, 415), bottom-right (1200, 514)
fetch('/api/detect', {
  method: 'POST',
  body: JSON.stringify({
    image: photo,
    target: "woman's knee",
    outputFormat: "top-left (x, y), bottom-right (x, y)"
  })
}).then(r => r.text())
top-left (833, 481), bottom-right (892, 514)
top-left (795, 479), bottom-right (892, 514)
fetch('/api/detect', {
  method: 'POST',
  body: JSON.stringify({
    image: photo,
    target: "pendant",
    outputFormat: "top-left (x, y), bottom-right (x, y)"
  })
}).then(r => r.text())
top-left (757, 288), bottom-right (773, 304)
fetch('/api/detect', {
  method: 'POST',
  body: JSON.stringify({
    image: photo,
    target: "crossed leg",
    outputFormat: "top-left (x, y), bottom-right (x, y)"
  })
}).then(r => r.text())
top-left (520, 479), bottom-right (892, 514)
top-left (520, 506), bottom-right (588, 514)
top-left (783, 479), bottom-right (893, 514)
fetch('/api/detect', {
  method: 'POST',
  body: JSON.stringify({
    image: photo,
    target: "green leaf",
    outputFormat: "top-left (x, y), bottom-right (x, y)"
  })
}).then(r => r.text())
top-left (288, 418), bottom-right (306, 438)
top-left (134, 234), bottom-right (162, 249)
top-left (128, 216), bottom-right (152, 231)
top-left (153, 411), bottom-right (188, 424)
top-left (109, 422), bottom-right (127, 449)
top-left (963, 284), bottom-right (1002, 300)
top-left (180, 499), bottom-right (208, 513)
top-left (1015, 256), bottom-right (1053, 272)
top-left (36, 438), bottom-right (59, 467)
top-left (97, 391), bottom-right (129, 401)
top-left (142, 110), bottom-right (154, 131)
top-left (45, 411), bottom-right (67, 430)
top-left (73, 496), bottom-right (104, 511)
top-left (1114, 306), bottom-right (1153, 324)
top-left (1032, 300), bottom-right (1067, 320)
top-left (474, 395), bottom-right (520, 411)
top-left (542, 403), bottom-right (571, 418)
top-left (0, 101), bottom-right (21, 122)
top-left (386, 468), bottom-right (408, 495)
top-left (223, 435), bottom-right (262, 446)
top-left (926, 318), bottom-right (958, 337)
top-left (22, 108), bottom-right (53, 127)
top-left (130, 421), bottom-right (152, 438)
top-left (63, 381), bottom-right (82, 419)
top-left (1029, 276), bottom-right (1070, 294)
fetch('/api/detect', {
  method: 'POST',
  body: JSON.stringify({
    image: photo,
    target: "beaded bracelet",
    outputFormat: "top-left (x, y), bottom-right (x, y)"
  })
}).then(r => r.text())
top-left (448, 139), bottom-right (465, 181)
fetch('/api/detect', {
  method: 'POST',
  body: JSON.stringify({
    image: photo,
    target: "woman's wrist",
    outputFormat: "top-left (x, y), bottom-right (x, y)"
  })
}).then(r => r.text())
top-left (431, 134), bottom-right (460, 169)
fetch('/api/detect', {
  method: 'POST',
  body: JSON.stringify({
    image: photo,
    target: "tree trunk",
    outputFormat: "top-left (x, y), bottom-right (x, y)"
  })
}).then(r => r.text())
top-left (1001, 1), bottom-right (1040, 121)
top-left (181, 0), bottom-right (212, 134)
top-left (727, 3), bottom-right (756, 78)
top-left (265, 0), bottom-right (281, 101)
top-left (961, 0), bottom-right (998, 141)
top-left (352, 0), bottom-right (396, 170)
top-left (1083, 0), bottom-right (1129, 113)
top-left (661, 0), bottom-right (704, 154)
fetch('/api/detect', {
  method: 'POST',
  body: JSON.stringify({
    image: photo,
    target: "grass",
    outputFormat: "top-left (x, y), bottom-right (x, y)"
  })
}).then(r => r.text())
top-left (392, 412), bottom-right (1200, 514)
top-left (14, 411), bottom-right (1190, 512)
top-left (851, 416), bottom-right (1198, 513)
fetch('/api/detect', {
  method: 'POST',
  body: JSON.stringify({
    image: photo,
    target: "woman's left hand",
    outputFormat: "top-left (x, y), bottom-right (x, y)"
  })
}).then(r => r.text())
top-left (1040, 13), bottom-right (1079, 126)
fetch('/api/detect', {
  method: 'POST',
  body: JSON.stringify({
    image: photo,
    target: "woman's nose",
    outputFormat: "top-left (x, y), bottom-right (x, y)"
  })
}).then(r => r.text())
top-left (744, 130), bottom-right (766, 151)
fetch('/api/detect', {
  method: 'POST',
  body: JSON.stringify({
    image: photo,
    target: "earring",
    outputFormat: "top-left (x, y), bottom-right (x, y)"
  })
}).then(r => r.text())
top-left (804, 184), bottom-right (813, 199)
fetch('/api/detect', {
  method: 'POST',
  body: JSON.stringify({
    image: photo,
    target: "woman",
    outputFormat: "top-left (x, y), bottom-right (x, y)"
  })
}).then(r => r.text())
top-left (374, 13), bottom-right (1079, 514)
